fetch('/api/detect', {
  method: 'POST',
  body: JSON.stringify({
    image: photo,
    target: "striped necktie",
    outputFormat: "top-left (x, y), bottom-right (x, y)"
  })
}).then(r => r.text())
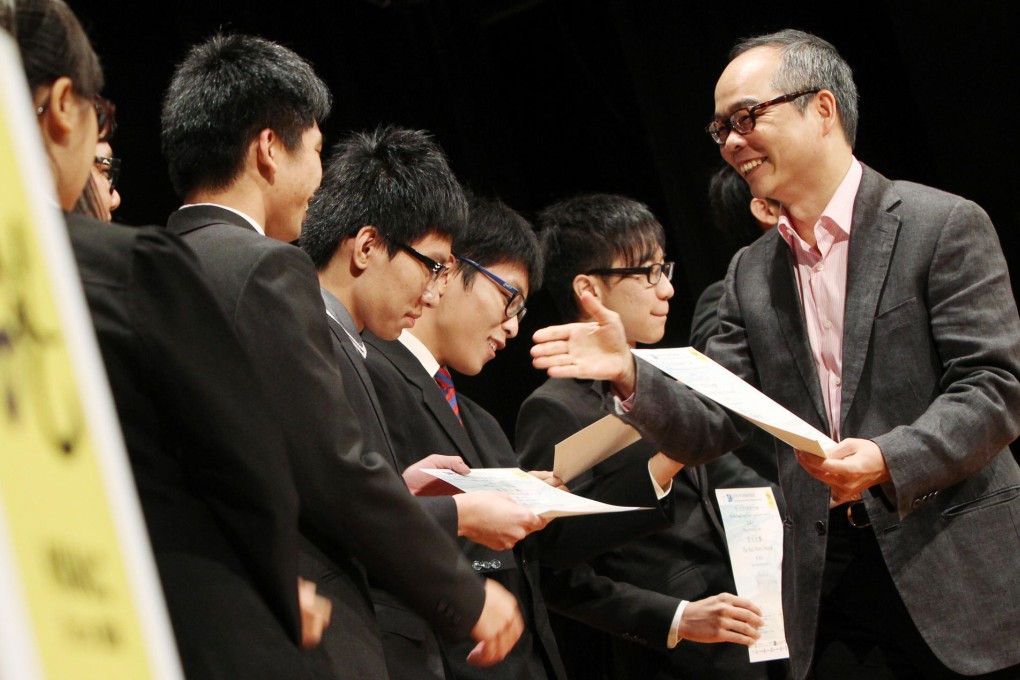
top-left (434, 366), bottom-right (462, 425)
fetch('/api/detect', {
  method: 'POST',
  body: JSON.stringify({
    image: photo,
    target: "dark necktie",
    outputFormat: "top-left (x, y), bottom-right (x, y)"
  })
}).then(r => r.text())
top-left (434, 366), bottom-right (462, 425)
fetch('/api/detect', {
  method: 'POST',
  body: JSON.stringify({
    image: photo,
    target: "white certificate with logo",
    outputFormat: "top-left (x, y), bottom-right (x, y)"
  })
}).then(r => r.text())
top-left (714, 487), bottom-right (789, 662)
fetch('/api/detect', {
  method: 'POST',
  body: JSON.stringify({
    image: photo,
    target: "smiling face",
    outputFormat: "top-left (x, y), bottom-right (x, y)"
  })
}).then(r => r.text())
top-left (265, 124), bottom-right (323, 242)
top-left (427, 261), bottom-right (528, 376)
top-left (714, 47), bottom-right (822, 209)
top-left (591, 248), bottom-right (673, 346)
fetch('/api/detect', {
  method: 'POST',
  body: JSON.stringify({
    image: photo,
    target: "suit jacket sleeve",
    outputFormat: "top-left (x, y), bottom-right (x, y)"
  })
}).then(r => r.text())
top-left (869, 197), bottom-right (1020, 515)
top-left (128, 227), bottom-right (303, 643)
top-left (232, 246), bottom-right (484, 638)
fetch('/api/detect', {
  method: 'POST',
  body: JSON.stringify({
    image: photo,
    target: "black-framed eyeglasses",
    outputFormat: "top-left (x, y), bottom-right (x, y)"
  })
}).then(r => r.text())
top-left (456, 255), bottom-right (527, 321)
top-left (94, 156), bottom-right (121, 194)
top-left (35, 93), bottom-right (117, 142)
top-left (395, 242), bottom-right (449, 288)
top-left (585, 261), bottom-right (675, 286)
top-left (705, 89), bottom-right (819, 145)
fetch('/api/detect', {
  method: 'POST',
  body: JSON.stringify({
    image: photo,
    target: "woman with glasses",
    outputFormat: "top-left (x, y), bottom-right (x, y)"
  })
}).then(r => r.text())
top-left (74, 141), bottom-right (121, 221)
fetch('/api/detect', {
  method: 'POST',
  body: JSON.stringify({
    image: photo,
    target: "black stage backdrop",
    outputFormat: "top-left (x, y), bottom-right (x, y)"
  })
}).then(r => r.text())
top-left (69, 0), bottom-right (1018, 445)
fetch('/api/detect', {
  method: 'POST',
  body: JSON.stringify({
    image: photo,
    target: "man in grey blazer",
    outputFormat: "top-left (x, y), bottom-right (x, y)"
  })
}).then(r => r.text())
top-left (160, 33), bottom-right (522, 677)
top-left (532, 29), bottom-right (1020, 679)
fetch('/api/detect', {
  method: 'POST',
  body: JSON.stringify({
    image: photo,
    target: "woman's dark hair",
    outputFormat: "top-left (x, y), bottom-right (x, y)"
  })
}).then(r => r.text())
top-left (12, 0), bottom-right (103, 97)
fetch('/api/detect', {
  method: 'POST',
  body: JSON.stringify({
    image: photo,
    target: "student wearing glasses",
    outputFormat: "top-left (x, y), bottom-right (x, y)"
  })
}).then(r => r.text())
top-left (532, 29), bottom-right (1020, 679)
top-left (364, 196), bottom-right (686, 680)
top-left (516, 193), bottom-right (769, 680)
top-left (300, 127), bottom-right (537, 679)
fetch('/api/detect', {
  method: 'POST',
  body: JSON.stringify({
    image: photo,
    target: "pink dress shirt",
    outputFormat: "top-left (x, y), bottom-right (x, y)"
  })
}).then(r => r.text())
top-left (776, 158), bottom-right (863, 441)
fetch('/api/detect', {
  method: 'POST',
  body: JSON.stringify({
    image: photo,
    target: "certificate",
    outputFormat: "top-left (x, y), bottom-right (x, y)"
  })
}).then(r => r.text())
top-left (553, 415), bottom-right (640, 483)
top-left (633, 347), bottom-right (836, 457)
top-left (422, 468), bottom-right (650, 518)
top-left (715, 487), bottom-right (789, 662)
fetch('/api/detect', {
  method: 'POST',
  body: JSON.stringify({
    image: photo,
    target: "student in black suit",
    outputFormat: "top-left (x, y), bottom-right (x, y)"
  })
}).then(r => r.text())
top-left (364, 197), bottom-right (686, 680)
top-left (12, 2), bottom-right (329, 676)
top-left (300, 126), bottom-right (542, 679)
top-left (516, 194), bottom-right (768, 680)
top-left (159, 33), bottom-right (522, 677)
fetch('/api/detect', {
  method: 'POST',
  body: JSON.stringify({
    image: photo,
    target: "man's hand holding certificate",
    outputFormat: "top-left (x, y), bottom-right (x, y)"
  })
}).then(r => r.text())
top-left (421, 468), bottom-right (650, 519)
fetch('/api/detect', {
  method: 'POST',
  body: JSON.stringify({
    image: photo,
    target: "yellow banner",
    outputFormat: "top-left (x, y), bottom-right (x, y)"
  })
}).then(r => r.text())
top-left (0, 35), bottom-right (178, 680)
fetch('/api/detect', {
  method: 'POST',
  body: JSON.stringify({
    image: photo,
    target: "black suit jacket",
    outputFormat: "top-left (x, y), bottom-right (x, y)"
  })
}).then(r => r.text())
top-left (364, 334), bottom-right (565, 680)
top-left (363, 333), bottom-right (674, 680)
top-left (165, 205), bottom-right (486, 676)
top-left (518, 377), bottom-right (772, 680)
top-left (320, 292), bottom-right (455, 680)
top-left (67, 213), bottom-right (324, 678)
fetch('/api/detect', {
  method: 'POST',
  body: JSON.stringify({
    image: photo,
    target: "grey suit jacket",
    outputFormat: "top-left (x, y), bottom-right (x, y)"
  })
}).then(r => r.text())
top-left (614, 166), bottom-right (1020, 678)
top-left (165, 205), bottom-right (486, 677)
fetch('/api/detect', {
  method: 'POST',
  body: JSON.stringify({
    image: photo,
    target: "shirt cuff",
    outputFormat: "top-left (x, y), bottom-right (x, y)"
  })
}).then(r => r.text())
top-left (611, 391), bottom-right (635, 416)
top-left (647, 460), bottom-right (672, 500)
top-left (667, 600), bottom-right (690, 649)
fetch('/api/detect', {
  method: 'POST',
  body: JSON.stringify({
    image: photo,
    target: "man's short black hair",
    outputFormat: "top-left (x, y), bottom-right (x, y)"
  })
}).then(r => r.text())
top-left (454, 195), bottom-right (542, 294)
top-left (160, 32), bottom-right (331, 198)
top-left (301, 126), bottom-right (468, 270)
top-left (538, 194), bottom-right (665, 322)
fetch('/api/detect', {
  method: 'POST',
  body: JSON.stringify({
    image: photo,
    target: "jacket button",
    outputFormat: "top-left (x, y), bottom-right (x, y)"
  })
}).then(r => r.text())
top-left (814, 520), bottom-right (826, 536)
top-left (472, 561), bottom-right (483, 571)
top-left (912, 498), bottom-right (923, 509)
top-left (491, 559), bottom-right (501, 569)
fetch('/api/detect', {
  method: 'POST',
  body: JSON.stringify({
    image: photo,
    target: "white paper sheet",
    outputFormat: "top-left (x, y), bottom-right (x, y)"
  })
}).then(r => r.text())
top-left (421, 468), bottom-right (650, 518)
top-left (553, 415), bottom-right (641, 483)
top-left (633, 347), bottom-right (836, 457)
top-left (715, 487), bottom-right (789, 663)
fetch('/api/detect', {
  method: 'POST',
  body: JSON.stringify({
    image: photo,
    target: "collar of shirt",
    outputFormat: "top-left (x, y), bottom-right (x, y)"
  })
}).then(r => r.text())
top-left (180, 202), bottom-right (265, 236)
top-left (398, 329), bottom-right (441, 378)
top-left (320, 288), bottom-right (366, 358)
top-left (777, 157), bottom-right (862, 259)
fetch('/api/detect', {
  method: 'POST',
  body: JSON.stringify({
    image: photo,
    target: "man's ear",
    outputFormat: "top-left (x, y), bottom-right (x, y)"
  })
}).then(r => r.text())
top-left (750, 197), bottom-right (780, 230)
top-left (255, 128), bottom-right (279, 181)
top-left (351, 225), bottom-right (382, 270)
top-left (572, 273), bottom-right (602, 305)
top-left (814, 89), bottom-right (840, 137)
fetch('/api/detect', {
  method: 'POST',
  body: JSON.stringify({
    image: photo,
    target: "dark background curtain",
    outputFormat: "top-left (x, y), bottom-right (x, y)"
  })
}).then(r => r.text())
top-left (70, 0), bottom-right (1018, 444)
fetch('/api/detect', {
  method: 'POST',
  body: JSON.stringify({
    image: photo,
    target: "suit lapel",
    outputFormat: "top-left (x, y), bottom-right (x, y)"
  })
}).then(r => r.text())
top-left (768, 239), bottom-right (830, 431)
top-left (378, 340), bottom-right (485, 468)
top-left (327, 319), bottom-right (399, 462)
top-left (839, 167), bottom-right (901, 434)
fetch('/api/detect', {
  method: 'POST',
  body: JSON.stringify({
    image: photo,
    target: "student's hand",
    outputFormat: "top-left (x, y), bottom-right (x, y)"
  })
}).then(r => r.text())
top-left (531, 292), bottom-right (637, 396)
top-left (796, 438), bottom-right (890, 504)
top-left (528, 469), bottom-right (569, 492)
top-left (678, 593), bottom-right (763, 645)
top-left (467, 579), bottom-right (524, 667)
top-left (454, 491), bottom-right (549, 550)
top-left (298, 578), bottom-right (332, 649)
top-left (403, 454), bottom-right (470, 496)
